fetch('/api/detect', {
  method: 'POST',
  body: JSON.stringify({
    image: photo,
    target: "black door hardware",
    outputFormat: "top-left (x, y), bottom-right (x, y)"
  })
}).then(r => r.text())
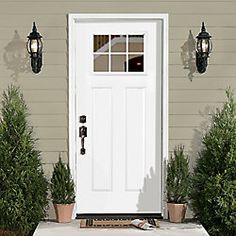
top-left (79, 115), bottom-right (87, 155)
top-left (80, 115), bottom-right (86, 123)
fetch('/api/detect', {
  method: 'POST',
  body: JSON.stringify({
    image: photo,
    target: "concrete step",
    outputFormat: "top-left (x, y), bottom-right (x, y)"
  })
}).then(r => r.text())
top-left (34, 220), bottom-right (209, 236)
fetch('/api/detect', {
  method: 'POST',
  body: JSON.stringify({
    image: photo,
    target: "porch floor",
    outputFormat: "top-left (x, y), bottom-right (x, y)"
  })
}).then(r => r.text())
top-left (34, 220), bottom-right (209, 236)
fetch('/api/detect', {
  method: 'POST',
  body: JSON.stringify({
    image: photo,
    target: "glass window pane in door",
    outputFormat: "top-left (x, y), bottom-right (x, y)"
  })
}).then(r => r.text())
top-left (128, 55), bottom-right (144, 72)
top-left (94, 54), bottom-right (109, 72)
top-left (111, 35), bottom-right (126, 52)
top-left (94, 35), bottom-right (109, 52)
top-left (128, 35), bottom-right (144, 52)
top-left (111, 54), bottom-right (126, 72)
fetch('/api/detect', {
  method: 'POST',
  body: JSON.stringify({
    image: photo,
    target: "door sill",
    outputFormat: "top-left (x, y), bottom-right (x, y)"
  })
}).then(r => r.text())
top-left (76, 213), bottom-right (163, 219)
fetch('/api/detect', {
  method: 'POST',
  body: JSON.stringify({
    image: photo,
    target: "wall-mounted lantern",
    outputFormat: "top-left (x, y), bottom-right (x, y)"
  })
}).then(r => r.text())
top-left (196, 22), bottom-right (212, 74)
top-left (27, 22), bottom-right (43, 73)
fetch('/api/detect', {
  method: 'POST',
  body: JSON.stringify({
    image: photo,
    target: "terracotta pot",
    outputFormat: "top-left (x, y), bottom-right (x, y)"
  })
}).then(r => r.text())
top-left (54, 203), bottom-right (74, 223)
top-left (167, 202), bottom-right (187, 223)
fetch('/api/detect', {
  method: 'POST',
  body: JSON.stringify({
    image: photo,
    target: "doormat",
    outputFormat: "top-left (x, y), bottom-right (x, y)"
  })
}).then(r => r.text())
top-left (80, 218), bottom-right (160, 228)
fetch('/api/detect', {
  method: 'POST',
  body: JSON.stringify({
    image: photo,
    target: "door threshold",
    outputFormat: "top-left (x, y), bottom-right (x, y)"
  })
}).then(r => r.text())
top-left (76, 213), bottom-right (163, 219)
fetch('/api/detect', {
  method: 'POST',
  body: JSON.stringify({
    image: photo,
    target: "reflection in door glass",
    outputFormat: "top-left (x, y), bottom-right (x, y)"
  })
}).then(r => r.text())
top-left (111, 54), bottom-right (126, 72)
top-left (128, 35), bottom-right (144, 52)
top-left (94, 35), bottom-right (109, 52)
top-left (94, 54), bottom-right (109, 72)
top-left (111, 35), bottom-right (126, 52)
top-left (128, 55), bottom-right (144, 72)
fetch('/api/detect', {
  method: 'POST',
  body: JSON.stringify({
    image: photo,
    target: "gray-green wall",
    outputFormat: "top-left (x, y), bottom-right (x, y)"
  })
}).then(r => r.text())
top-left (0, 0), bottom-right (235, 218)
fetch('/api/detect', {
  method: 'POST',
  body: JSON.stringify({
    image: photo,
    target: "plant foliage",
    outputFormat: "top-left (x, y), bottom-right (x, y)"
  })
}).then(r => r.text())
top-left (0, 85), bottom-right (48, 236)
top-left (166, 145), bottom-right (190, 204)
top-left (191, 89), bottom-right (236, 236)
top-left (50, 155), bottom-right (75, 204)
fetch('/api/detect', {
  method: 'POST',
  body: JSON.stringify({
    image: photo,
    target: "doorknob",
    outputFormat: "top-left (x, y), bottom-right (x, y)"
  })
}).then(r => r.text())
top-left (79, 115), bottom-right (87, 155)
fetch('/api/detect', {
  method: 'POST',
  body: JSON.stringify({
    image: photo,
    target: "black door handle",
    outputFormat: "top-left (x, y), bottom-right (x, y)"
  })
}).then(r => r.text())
top-left (79, 115), bottom-right (87, 155)
top-left (79, 125), bottom-right (87, 155)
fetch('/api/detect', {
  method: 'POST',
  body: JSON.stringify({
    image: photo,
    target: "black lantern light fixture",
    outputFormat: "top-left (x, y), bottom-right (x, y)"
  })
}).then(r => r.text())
top-left (196, 22), bottom-right (212, 74)
top-left (27, 22), bottom-right (43, 73)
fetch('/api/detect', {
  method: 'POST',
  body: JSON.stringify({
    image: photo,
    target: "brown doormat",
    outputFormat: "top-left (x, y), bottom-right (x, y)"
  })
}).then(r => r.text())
top-left (80, 218), bottom-right (160, 228)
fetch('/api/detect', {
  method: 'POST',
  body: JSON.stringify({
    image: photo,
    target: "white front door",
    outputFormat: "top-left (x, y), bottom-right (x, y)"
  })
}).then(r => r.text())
top-left (70, 14), bottom-right (168, 215)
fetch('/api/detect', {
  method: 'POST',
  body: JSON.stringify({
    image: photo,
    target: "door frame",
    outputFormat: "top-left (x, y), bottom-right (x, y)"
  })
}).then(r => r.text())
top-left (68, 13), bottom-right (168, 217)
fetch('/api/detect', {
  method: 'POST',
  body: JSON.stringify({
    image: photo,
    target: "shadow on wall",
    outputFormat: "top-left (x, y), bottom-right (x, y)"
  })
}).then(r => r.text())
top-left (3, 30), bottom-right (31, 80)
top-left (135, 106), bottom-right (216, 215)
top-left (188, 105), bottom-right (215, 171)
top-left (180, 30), bottom-right (196, 82)
top-left (135, 106), bottom-right (214, 215)
top-left (136, 167), bottom-right (159, 212)
top-left (185, 105), bottom-right (215, 217)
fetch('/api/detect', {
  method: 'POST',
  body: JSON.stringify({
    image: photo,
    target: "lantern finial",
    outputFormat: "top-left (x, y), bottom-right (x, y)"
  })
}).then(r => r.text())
top-left (32, 22), bottom-right (37, 32)
top-left (201, 22), bottom-right (206, 32)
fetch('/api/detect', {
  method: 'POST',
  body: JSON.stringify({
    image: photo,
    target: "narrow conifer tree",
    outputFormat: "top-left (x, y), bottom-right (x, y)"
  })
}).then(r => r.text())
top-left (51, 155), bottom-right (75, 204)
top-left (191, 89), bottom-right (236, 236)
top-left (166, 145), bottom-right (190, 204)
top-left (0, 85), bottom-right (48, 235)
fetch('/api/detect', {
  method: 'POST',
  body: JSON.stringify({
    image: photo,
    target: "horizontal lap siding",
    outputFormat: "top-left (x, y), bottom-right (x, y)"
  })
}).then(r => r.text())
top-left (0, 1), bottom-right (234, 181)
top-left (0, 1), bottom-right (68, 179)
top-left (0, 2), bottom-right (236, 14)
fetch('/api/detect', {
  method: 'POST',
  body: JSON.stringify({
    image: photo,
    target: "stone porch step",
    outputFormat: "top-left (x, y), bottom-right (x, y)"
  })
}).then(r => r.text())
top-left (34, 220), bottom-right (209, 236)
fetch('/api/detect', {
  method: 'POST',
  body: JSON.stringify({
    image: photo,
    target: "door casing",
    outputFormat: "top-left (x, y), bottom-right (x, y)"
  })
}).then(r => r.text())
top-left (69, 13), bottom-right (168, 217)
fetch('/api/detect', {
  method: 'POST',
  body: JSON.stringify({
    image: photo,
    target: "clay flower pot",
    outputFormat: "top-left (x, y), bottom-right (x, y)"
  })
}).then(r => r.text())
top-left (54, 203), bottom-right (74, 223)
top-left (167, 202), bottom-right (187, 223)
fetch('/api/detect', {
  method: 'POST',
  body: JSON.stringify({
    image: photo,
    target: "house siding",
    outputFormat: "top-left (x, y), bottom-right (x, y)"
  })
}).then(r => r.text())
top-left (0, 0), bottom-right (235, 217)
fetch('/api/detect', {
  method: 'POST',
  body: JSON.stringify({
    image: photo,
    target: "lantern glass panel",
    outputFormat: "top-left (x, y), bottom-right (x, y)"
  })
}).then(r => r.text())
top-left (201, 39), bottom-right (209, 53)
top-left (208, 39), bottom-right (212, 53)
top-left (196, 39), bottom-right (210, 54)
top-left (30, 39), bottom-right (39, 53)
top-left (196, 40), bottom-right (202, 53)
top-left (38, 38), bottom-right (43, 52)
top-left (27, 39), bottom-right (31, 53)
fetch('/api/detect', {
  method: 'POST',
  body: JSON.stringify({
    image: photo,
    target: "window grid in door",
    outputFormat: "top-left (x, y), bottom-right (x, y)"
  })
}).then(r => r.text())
top-left (93, 34), bottom-right (144, 73)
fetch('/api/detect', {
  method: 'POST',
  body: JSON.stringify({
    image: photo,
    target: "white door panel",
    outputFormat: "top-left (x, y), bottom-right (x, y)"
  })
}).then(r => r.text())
top-left (75, 20), bottom-right (162, 213)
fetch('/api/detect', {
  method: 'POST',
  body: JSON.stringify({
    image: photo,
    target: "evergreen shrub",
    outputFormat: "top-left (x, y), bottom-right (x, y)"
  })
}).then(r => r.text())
top-left (191, 89), bottom-right (236, 236)
top-left (0, 85), bottom-right (48, 236)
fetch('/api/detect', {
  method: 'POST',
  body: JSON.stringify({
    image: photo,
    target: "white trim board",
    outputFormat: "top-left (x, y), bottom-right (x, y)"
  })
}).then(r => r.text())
top-left (68, 13), bottom-right (168, 217)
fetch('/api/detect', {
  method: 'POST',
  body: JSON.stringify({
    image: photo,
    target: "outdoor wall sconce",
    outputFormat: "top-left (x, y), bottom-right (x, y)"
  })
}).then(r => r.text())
top-left (27, 22), bottom-right (43, 73)
top-left (196, 22), bottom-right (212, 74)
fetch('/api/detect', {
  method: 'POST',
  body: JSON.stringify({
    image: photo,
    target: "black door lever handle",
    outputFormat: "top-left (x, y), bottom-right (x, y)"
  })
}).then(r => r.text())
top-left (79, 125), bottom-right (87, 155)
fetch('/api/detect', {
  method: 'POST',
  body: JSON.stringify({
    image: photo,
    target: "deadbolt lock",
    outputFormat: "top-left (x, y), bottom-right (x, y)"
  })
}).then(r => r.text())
top-left (80, 115), bottom-right (86, 123)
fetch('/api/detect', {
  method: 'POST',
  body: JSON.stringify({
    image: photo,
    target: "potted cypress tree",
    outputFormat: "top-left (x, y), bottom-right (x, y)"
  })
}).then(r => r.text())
top-left (166, 145), bottom-right (190, 223)
top-left (50, 154), bottom-right (75, 223)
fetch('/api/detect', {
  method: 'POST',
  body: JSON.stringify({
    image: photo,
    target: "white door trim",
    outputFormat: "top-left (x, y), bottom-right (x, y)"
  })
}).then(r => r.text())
top-left (68, 13), bottom-right (168, 217)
